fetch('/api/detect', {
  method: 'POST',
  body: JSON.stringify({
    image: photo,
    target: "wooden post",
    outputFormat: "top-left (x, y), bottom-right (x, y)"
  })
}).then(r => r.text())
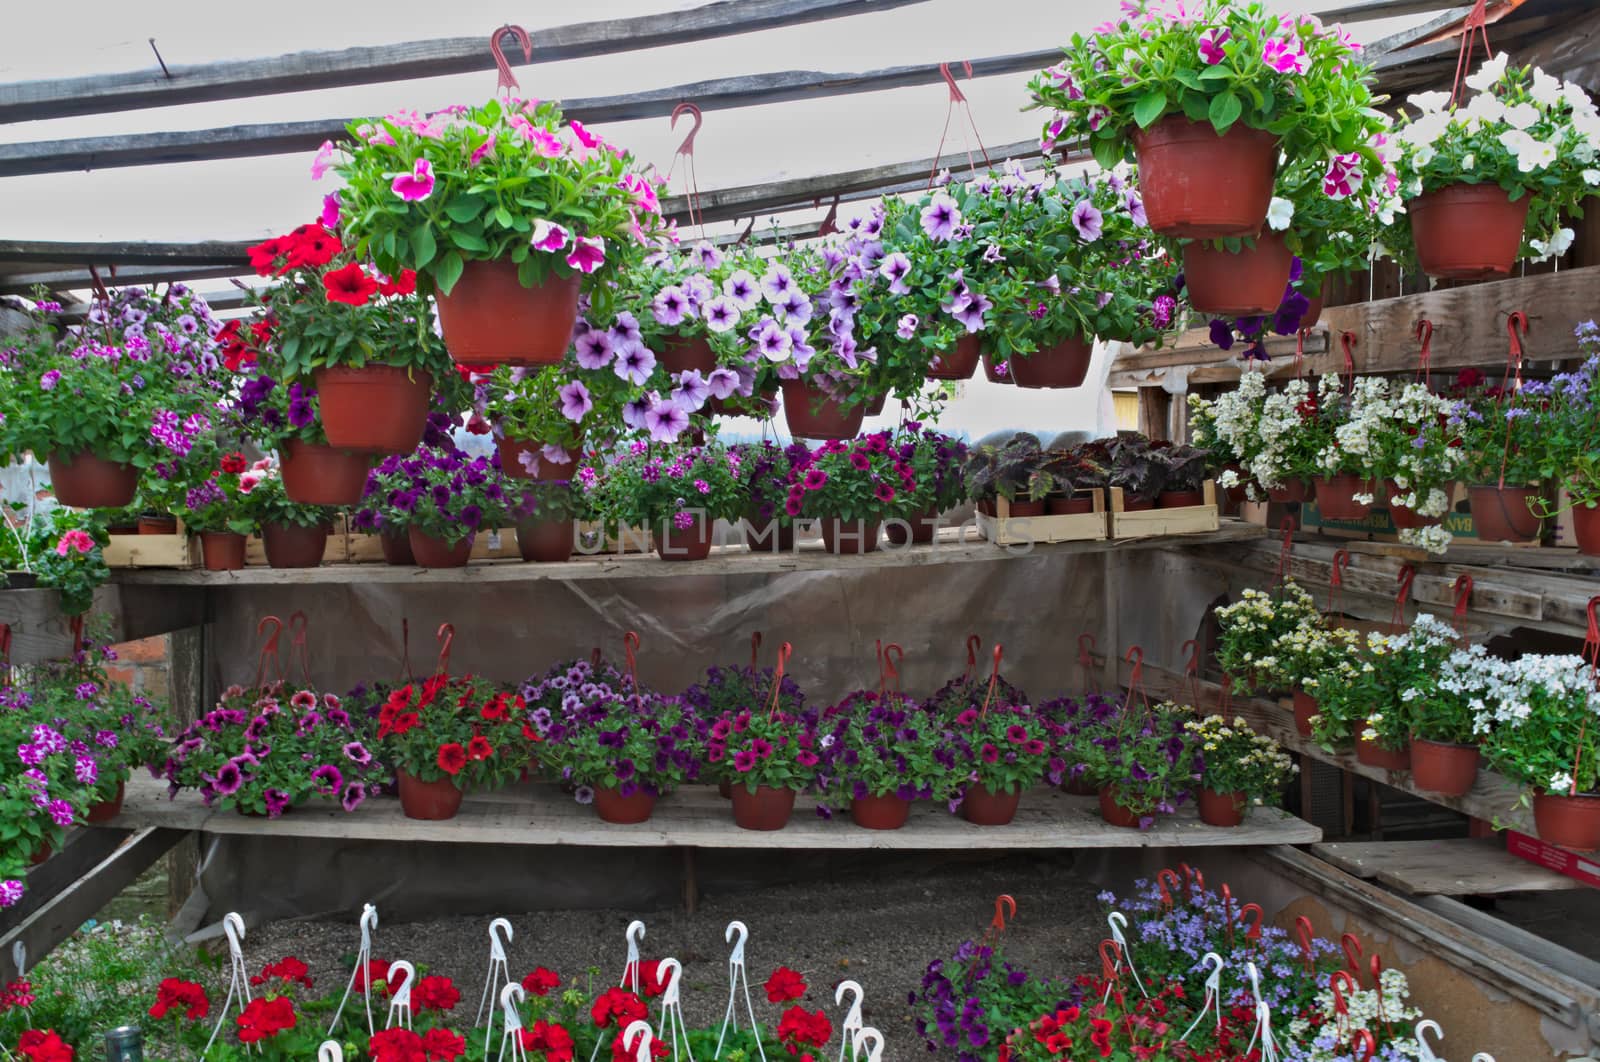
top-left (1138, 388), bottom-right (1172, 442)
top-left (166, 626), bottom-right (204, 918)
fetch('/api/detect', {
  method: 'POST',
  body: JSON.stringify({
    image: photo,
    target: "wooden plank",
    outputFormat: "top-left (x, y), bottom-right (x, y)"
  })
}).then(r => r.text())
top-left (0, 0), bottom-right (931, 122)
top-left (0, 828), bottom-right (183, 983)
top-left (0, 263), bottom-right (251, 296)
top-left (0, 240), bottom-right (251, 269)
top-left (1312, 838), bottom-right (1584, 894)
top-left (0, 828), bottom-right (132, 935)
top-left (104, 775), bottom-right (1318, 850)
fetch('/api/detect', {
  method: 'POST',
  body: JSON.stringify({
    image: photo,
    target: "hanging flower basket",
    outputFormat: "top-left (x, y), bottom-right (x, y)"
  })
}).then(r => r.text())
top-left (594, 786), bottom-right (657, 824)
top-left (1314, 475), bottom-right (1374, 521)
top-left (780, 379), bottom-right (864, 439)
top-left (199, 532), bottom-right (247, 572)
top-left (1383, 479), bottom-right (1443, 530)
top-left (407, 528), bottom-right (474, 568)
top-left (1408, 183), bottom-right (1532, 280)
top-left (1182, 233), bottom-right (1294, 316)
top-left (982, 350), bottom-right (1013, 385)
top-left (1008, 335), bottom-right (1093, 389)
top-left (1133, 118), bottom-right (1279, 238)
top-left (927, 336), bottom-right (982, 381)
top-left (261, 522), bottom-right (329, 569)
top-left (850, 794), bottom-right (911, 830)
top-left (1533, 791), bottom-right (1600, 851)
top-left (1410, 738), bottom-right (1479, 797)
top-left (1098, 788), bottom-right (1141, 829)
top-left (280, 439), bottom-right (371, 506)
top-left (1468, 485), bottom-right (1541, 543)
top-left (517, 518), bottom-right (574, 563)
top-left (730, 785), bottom-right (796, 831)
top-left (433, 262), bottom-right (581, 367)
top-left (962, 784), bottom-right (1022, 826)
top-left (1293, 690), bottom-right (1319, 738)
top-left (313, 366), bottom-right (433, 454)
top-left (1197, 789), bottom-right (1245, 828)
top-left (658, 335), bottom-right (717, 376)
top-left (1268, 480), bottom-right (1311, 504)
top-left (47, 452), bottom-right (138, 509)
top-left (397, 771), bottom-right (464, 821)
top-left (653, 517), bottom-right (715, 562)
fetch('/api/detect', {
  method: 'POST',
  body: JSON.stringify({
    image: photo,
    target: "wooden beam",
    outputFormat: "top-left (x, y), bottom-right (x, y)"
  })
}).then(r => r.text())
top-left (0, 828), bottom-right (133, 935)
top-left (0, 240), bottom-right (250, 268)
top-left (0, 263), bottom-right (250, 296)
top-left (0, 0), bottom-right (931, 123)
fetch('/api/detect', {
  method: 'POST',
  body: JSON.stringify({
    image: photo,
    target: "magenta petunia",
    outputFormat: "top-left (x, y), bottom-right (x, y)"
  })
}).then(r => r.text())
top-left (391, 157), bottom-right (436, 201)
top-left (566, 236), bottom-right (606, 274)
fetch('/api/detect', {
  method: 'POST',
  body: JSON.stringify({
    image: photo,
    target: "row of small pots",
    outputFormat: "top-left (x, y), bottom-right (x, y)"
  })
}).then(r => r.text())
top-left (197, 523), bottom-right (334, 571)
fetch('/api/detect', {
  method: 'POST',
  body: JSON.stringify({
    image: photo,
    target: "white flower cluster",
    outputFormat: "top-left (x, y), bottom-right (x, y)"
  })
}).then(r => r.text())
top-left (1289, 966), bottom-right (1424, 1061)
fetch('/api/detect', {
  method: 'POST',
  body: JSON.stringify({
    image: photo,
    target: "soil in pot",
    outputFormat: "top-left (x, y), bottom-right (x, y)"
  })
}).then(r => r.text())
top-left (658, 335), bottom-right (716, 376)
top-left (397, 771), bottom-right (464, 821)
top-left (280, 439), bottom-right (372, 506)
top-left (743, 518), bottom-right (796, 553)
top-left (1158, 489), bottom-right (1204, 509)
top-left (654, 518), bottom-right (715, 562)
top-left (1468, 485), bottom-right (1541, 543)
top-left (498, 436), bottom-right (580, 482)
top-left (434, 260), bottom-right (581, 365)
top-left (982, 350), bottom-right (1013, 385)
top-left (199, 532), bottom-right (247, 571)
top-left (1410, 739), bottom-right (1480, 797)
top-left (408, 527), bottom-right (475, 568)
top-left (594, 786), bottom-right (657, 824)
top-left (1293, 690), bottom-right (1318, 738)
top-left (1574, 504), bottom-right (1600, 556)
top-left (819, 518), bottom-right (881, 555)
top-left (1009, 336), bottom-right (1093, 389)
top-left (927, 336), bottom-right (981, 381)
top-left (1182, 232), bottom-right (1295, 316)
top-left (518, 519), bottom-right (574, 563)
top-left (1133, 117), bottom-right (1278, 238)
top-left (380, 531), bottom-right (415, 566)
top-left (1314, 475), bottom-right (1374, 521)
top-left (1099, 788), bottom-right (1142, 829)
top-left (315, 366), bottom-right (432, 453)
top-left (1533, 792), bottom-right (1600, 851)
top-left (47, 452), bottom-right (138, 508)
top-left (885, 507), bottom-right (940, 546)
top-left (851, 794), bottom-right (911, 830)
top-left (1197, 788), bottom-right (1245, 828)
top-left (137, 515), bottom-right (177, 535)
top-left (780, 379), bottom-right (864, 440)
top-left (730, 785), bottom-right (797, 831)
top-left (86, 780), bottom-right (126, 824)
top-left (962, 784), bottom-right (1022, 826)
top-left (1048, 495), bottom-right (1096, 515)
top-left (1409, 183), bottom-right (1532, 280)
top-left (262, 522), bottom-right (329, 569)
top-left (1355, 736), bottom-right (1411, 771)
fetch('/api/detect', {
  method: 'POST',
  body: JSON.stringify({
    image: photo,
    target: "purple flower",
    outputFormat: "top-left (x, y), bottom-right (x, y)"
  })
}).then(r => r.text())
top-left (723, 270), bottom-right (760, 311)
top-left (645, 399), bottom-right (689, 443)
top-left (1071, 200), bottom-right (1104, 241)
top-left (1127, 192), bottom-right (1148, 227)
top-left (0, 881), bottom-right (22, 908)
top-left (263, 788), bottom-right (290, 818)
top-left (1208, 318), bottom-right (1235, 351)
top-left (311, 764), bottom-right (343, 794)
top-left (575, 329), bottom-right (614, 369)
top-left (343, 741), bottom-right (371, 765)
top-left (896, 314), bottom-right (919, 341)
top-left (921, 194), bottom-right (961, 241)
top-left (614, 342), bottom-right (657, 385)
top-left (761, 263), bottom-right (795, 304)
top-left (706, 367), bottom-right (741, 399)
top-left (39, 369), bottom-right (61, 391)
top-left (672, 370), bottom-right (712, 412)
top-left (287, 383), bottom-right (316, 429)
top-left (879, 253), bottom-right (913, 295)
top-left (341, 782), bottom-right (366, 813)
top-left (703, 296), bottom-right (741, 334)
top-left (951, 293), bottom-right (992, 334)
top-left (558, 380), bottom-right (593, 422)
top-left (213, 762), bottom-right (243, 796)
top-left (573, 784), bottom-right (596, 805)
top-left (754, 319), bottom-right (794, 362)
top-left (652, 285), bottom-right (691, 327)
top-left (74, 755), bottom-right (98, 785)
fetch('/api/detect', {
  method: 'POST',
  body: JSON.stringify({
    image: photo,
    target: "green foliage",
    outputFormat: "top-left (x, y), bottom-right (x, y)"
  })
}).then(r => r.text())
top-left (578, 440), bottom-right (745, 531)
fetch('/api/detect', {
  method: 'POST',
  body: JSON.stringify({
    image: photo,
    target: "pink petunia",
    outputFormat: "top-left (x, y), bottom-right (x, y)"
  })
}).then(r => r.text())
top-left (319, 192), bottom-right (341, 230)
top-left (568, 120), bottom-right (602, 149)
top-left (526, 128), bottom-right (565, 159)
top-left (391, 157), bottom-right (436, 202)
top-left (530, 220), bottom-right (569, 253)
top-left (469, 135), bottom-right (496, 167)
top-left (1197, 27), bottom-right (1230, 65)
top-left (566, 236), bottom-right (606, 274)
top-left (1263, 37), bottom-right (1309, 75)
top-left (310, 140), bottom-right (335, 180)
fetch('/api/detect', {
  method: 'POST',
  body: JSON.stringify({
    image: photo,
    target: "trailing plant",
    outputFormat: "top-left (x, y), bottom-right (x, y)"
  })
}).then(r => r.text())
top-left (1484, 653), bottom-right (1600, 797)
top-left (539, 688), bottom-right (701, 798)
top-left (367, 444), bottom-right (523, 546)
top-left (819, 691), bottom-right (951, 805)
top-left (943, 703), bottom-right (1061, 799)
top-left (1073, 700), bottom-right (1201, 826)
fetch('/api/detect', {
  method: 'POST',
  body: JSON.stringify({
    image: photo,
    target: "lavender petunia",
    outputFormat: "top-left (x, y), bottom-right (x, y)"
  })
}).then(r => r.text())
top-left (1071, 200), bottom-right (1104, 241)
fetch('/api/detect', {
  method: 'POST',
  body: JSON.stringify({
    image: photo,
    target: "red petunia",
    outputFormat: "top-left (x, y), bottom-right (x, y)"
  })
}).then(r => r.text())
top-left (220, 452), bottom-right (248, 475)
top-left (590, 986), bottom-right (647, 1029)
top-left (480, 695), bottom-right (509, 722)
top-left (437, 743), bottom-right (468, 775)
top-left (520, 1019), bottom-right (574, 1061)
top-left (521, 967), bottom-right (561, 996)
top-left (283, 222), bottom-right (342, 270)
top-left (15, 1030), bottom-right (72, 1062)
top-left (324, 261), bottom-right (379, 305)
top-left (764, 965), bottom-right (807, 1003)
top-left (247, 236), bottom-right (288, 276)
top-left (378, 269), bottom-right (418, 297)
top-left (236, 995), bottom-right (296, 1043)
top-left (467, 735), bottom-right (494, 761)
top-left (412, 973), bottom-right (461, 1012)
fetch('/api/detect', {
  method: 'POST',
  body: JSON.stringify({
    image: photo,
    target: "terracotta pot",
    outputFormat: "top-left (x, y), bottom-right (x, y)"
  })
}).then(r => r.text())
top-left (397, 770), bottom-right (464, 821)
top-left (1158, 489), bottom-right (1204, 509)
top-left (962, 784), bottom-right (1022, 826)
top-left (434, 259), bottom-right (580, 365)
top-left (1006, 499), bottom-right (1047, 518)
top-left (47, 452), bottom-right (138, 508)
top-left (1122, 497), bottom-right (1156, 512)
top-left (594, 786), bottom-right (657, 824)
top-left (653, 518), bottom-right (714, 561)
top-left (1183, 232), bottom-right (1294, 316)
top-left (379, 531), bottom-right (415, 566)
top-left (1293, 690), bottom-right (1319, 738)
top-left (1222, 466), bottom-right (1250, 505)
top-left (658, 335), bottom-right (716, 376)
top-left (743, 518), bottom-right (796, 553)
top-left (498, 435), bottom-right (580, 482)
top-left (927, 335), bottom-right (981, 381)
top-left (1099, 788), bottom-right (1142, 829)
top-left (1410, 738), bottom-right (1480, 797)
top-left (885, 507), bottom-right (940, 546)
top-left (108, 525), bottom-right (139, 536)
top-left (1468, 485), bottom-right (1541, 543)
top-left (1533, 791), bottom-right (1600, 851)
top-left (819, 518), bottom-right (881, 555)
top-left (730, 785), bottom-right (797, 831)
top-left (1299, 276), bottom-right (1328, 328)
top-left (1315, 475), bottom-right (1374, 521)
top-left (408, 527), bottom-right (474, 568)
top-left (1197, 788), bottom-right (1246, 828)
top-left (30, 844), bottom-right (51, 866)
top-left (1048, 495), bottom-right (1095, 515)
top-left (850, 794), bottom-right (911, 830)
top-left (199, 532), bottom-right (246, 571)
top-left (717, 781), bottom-right (732, 799)
top-left (981, 350), bottom-right (1013, 385)
top-left (1409, 183), bottom-right (1532, 280)
top-left (1009, 335), bottom-right (1093, 389)
top-left (137, 515), bottom-right (177, 535)
top-left (280, 439), bottom-right (371, 506)
top-left (1062, 774), bottom-right (1098, 797)
top-left (1573, 504), bottom-right (1600, 556)
top-left (86, 779), bottom-right (126, 824)
top-left (261, 522), bottom-right (329, 569)
top-left (518, 518), bottom-right (574, 563)
top-left (314, 366), bottom-right (432, 454)
top-left (1134, 117), bottom-right (1278, 238)
top-left (781, 379), bottom-right (864, 439)
top-left (1382, 478), bottom-right (1442, 530)
top-left (864, 392), bottom-right (887, 416)
top-left (1267, 480), bottom-right (1310, 504)
top-left (976, 498), bottom-right (996, 517)
top-left (1355, 736), bottom-right (1411, 771)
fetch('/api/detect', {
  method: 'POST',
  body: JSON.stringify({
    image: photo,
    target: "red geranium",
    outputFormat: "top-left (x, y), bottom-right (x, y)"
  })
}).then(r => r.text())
top-left (590, 986), bottom-right (648, 1029)
top-left (251, 955), bottom-right (313, 989)
top-left (236, 995), bottom-right (297, 1043)
top-left (522, 967), bottom-right (561, 996)
top-left (467, 735), bottom-right (495, 761)
top-left (610, 1029), bottom-right (667, 1061)
top-left (413, 973), bottom-right (461, 1012)
top-left (520, 1019), bottom-right (575, 1061)
top-left (356, 958), bottom-right (391, 995)
top-left (776, 1006), bottom-right (831, 1050)
top-left (422, 1027), bottom-right (468, 1061)
top-left (638, 959), bottom-right (668, 998)
top-left (324, 262), bottom-right (380, 306)
top-left (16, 1030), bottom-right (72, 1062)
top-left (438, 742), bottom-right (468, 775)
top-left (220, 452), bottom-right (248, 475)
top-left (369, 1027), bottom-right (426, 1062)
top-left (764, 966), bottom-right (807, 1003)
top-left (149, 977), bottom-right (210, 1021)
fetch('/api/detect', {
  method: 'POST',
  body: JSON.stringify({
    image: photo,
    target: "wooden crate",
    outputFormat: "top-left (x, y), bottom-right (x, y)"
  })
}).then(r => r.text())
top-left (975, 492), bottom-right (1107, 546)
top-left (103, 524), bottom-right (196, 569)
top-left (1109, 480), bottom-right (1220, 540)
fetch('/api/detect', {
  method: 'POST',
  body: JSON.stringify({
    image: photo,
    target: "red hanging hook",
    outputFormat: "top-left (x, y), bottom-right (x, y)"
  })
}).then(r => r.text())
top-left (0, 623), bottom-right (10, 678)
top-left (1501, 310), bottom-right (1530, 398)
top-left (1157, 868), bottom-right (1182, 909)
top-left (767, 641), bottom-right (793, 720)
top-left (980, 644), bottom-right (1004, 717)
top-left (1331, 970), bottom-right (1356, 1039)
top-left (1238, 903), bottom-right (1264, 942)
top-left (1453, 573), bottom-right (1474, 620)
top-left (1296, 915), bottom-right (1317, 973)
top-left (1391, 564), bottom-right (1416, 634)
top-left (940, 59), bottom-right (973, 103)
top-left (488, 24), bottom-right (533, 94)
top-left (965, 634), bottom-right (981, 678)
top-left (670, 101), bottom-right (703, 158)
top-left (1222, 884), bottom-right (1236, 950)
top-left (1352, 1029), bottom-right (1376, 1062)
top-left (1328, 548), bottom-right (1351, 614)
top-left (750, 630), bottom-right (763, 672)
top-left (1122, 646), bottom-right (1145, 712)
top-left (1341, 933), bottom-right (1365, 983)
top-left (1584, 596), bottom-right (1600, 678)
top-left (1099, 939), bottom-right (1122, 983)
top-left (990, 894), bottom-right (1016, 935)
top-left (253, 615), bottom-right (284, 690)
top-left (1449, 0), bottom-right (1494, 105)
top-left (435, 623), bottom-right (455, 676)
top-left (1078, 633), bottom-right (1099, 692)
top-left (1276, 517), bottom-right (1296, 584)
top-left (815, 194), bottom-right (841, 238)
top-left (624, 630), bottom-right (641, 696)
top-left (1295, 327), bottom-right (1309, 379)
top-left (883, 643), bottom-right (904, 694)
top-left (287, 610), bottom-right (311, 686)
top-left (1340, 330), bottom-right (1359, 383)
top-left (591, 645), bottom-right (603, 670)
top-left (1415, 318), bottom-right (1434, 385)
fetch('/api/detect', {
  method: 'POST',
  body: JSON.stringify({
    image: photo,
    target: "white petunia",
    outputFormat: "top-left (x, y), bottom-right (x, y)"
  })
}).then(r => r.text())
top-left (1464, 52), bottom-right (1510, 93)
top-left (1266, 196), bottom-right (1296, 231)
top-left (1407, 90), bottom-right (1451, 114)
top-left (1503, 103), bottom-right (1541, 130)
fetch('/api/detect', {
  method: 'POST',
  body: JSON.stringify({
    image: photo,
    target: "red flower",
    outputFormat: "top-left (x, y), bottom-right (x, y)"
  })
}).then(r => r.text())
top-left (369, 1027), bottom-right (426, 1062)
top-left (283, 222), bottom-right (342, 270)
top-left (250, 955), bottom-right (312, 988)
top-left (521, 967), bottom-right (561, 996)
top-left (520, 1019), bottom-right (575, 1061)
top-left (481, 695), bottom-right (509, 722)
top-left (437, 743), bottom-right (468, 775)
top-left (236, 995), bottom-right (296, 1043)
top-left (324, 261), bottom-right (379, 305)
top-left (1089, 1016), bottom-right (1114, 1057)
top-left (16, 1030), bottom-right (72, 1062)
top-left (149, 977), bottom-right (210, 1021)
top-left (467, 735), bottom-right (495, 761)
top-left (214, 319), bottom-right (256, 372)
top-left (219, 452), bottom-right (248, 475)
top-left (422, 1028), bottom-right (468, 1062)
top-left (465, 412), bottom-right (493, 435)
top-left (764, 966), bottom-right (807, 1003)
top-left (776, 1005), bottom-right (832, 1049)
top-left (590, 986), bottom-right (647, 1029)
top-left (380, 710), bottom-right (420, 738)
top-left (356, 958), bottom-right (391, 995)
top-left (413, 973), bottom-right (461, 1012)
top-left (522, 722), bottom-right (545, 743)
top-left (610, 1029), bottom-right (667, 1062)
top-left (247, 236), bottom-right (288, 276)
top-left (638, 959), bottom-right (667, 998)
top-left (378, 270), bottom-right (419, 297)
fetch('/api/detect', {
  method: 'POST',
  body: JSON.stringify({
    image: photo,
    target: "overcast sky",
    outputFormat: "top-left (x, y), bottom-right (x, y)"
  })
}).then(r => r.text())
top-left (0, 0), bottom-right (1425, 439)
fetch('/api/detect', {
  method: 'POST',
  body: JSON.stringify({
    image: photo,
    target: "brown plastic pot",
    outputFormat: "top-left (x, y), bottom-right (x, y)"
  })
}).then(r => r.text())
top-left (434, 259), bottom-right (580, 366)
top-left (498, 435), bottom-right (580, 482)
top-left (730, 785), bottom-right (797, 831)
top-left (1267, 480), bottom-right (1310, 504)
top-left (819, 518), bottom-right (881, 555)
top-left (1006, 499), bottom-right (1048, 518)
top-left (850, 794), bottom-right (911, 830)
top-left (408, 527), bottom-right (474, 568)
top-left (379, 531), bottom-right (415, 566)
top-left (1383, 478), bottom-right (1442, 530)
top-left (138, 515), bottom-right (177, 535)
top-left (1133, 117), bottom-right (1278, 238)
top-left (886, 507), bottom-right (940, 546)
top-left (261, 522), bottom-right (329, 569)
top-left (1183, 232), bottom-right (1295, 316)
top-left (1468, 485), bottom-right (1541, 543)
top-left (717, 781), bottom-right (732, 799)
top-left (927, 335), bottom-right (981, 381)
top-left (199, 532), bottom-right (247, 571)
top-left (48, 452), bottom-right (138, 508)
top-left (1300, 275), bottom-right (1328, 328)
top-left (659, 335), bottom-right (716, 376)
top-left (1409, 183), bottom-right (1532, 280)
top-left (962, 784), bottom-right (1022, 826)
top-left (314, 366), bottom-right (433, 454)
top-left (1049, 495), bottom-right (1095, 515)
top-left (1573, 504), bottom-right (1600, 556)
top-left (1222, 466), bottom-right (1250, 505)
top-left (1158, 489), bottom-right (1204, 509)
top-left (594, 786), bottom-right (657, 824)
top-left (743, 518), bottom-right (796, 553)
top-left (1122, 497), bottom-right (1156, 512)
top-left (1099, 788), bottom-right (1142, 829)
top-left (397, 771), bottom-right (464, 821)
top-left (1533, 791), bottom-right (1600, 851)
top-left (1355, 736), bottom-right (1411, 771)
top-left (1197, 788), bottom-right (1246, 827)
top-left (1315, 475), bottom-right (1374, 521)
top-left (864, 392), bottom-right (887, 416)
top-left (981, 350), bottom-right (1013, 385)
top-left (30, 844), bottom-right (50, 866)
top-left (86, 779), bottom-right (126, 824)
top-left (1410, 738), bottom-right (1480, 797)
top-left (654, 518), bottom-right (714, 561)
top-left (518, 518), bottom-right (574, 563)
top-left (1293, 690), bottom-right (1319, 738)
top-left (781, 379), bottom-right (865, 439)
top-left (1062, 774), bottom-right (1098, 797)
top-left (1009, 335), bottom-right (1093, 389)
top-left (280, 439), bottom-right (371, 506)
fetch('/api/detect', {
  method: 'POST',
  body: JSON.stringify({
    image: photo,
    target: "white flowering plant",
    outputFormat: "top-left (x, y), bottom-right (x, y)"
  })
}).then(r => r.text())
top-left (1185, 714), bottom-right (1297, 807)
top-left (1286, 965), bottom-right (1424, 1061)
top-left (1408, 643), bottom-right (1512, 746)
top-left (1269, 621), bottom-right (1361, 691)
top-left (1213, 581), bottom-right (1323, 691)
top-left (1308, 630), bottom-right (1407, 752)
top-left (1390, 55), bottom-right (1600, 266)
top-left (1484, 654), bottom-right (1600, 796)
top-left (1309, 373), bottom-right (1393, 483)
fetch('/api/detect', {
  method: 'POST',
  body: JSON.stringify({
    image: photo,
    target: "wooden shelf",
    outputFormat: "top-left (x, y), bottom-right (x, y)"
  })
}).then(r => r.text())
top-left (104, 775), bottom-right (1319, 850)
top-left (1312, 838), bottom-right (1584, 895)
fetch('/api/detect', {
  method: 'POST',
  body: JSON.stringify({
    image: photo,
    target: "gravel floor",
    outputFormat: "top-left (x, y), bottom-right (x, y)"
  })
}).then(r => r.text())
top-left (242, 851), bottom-right (1106, 1057)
